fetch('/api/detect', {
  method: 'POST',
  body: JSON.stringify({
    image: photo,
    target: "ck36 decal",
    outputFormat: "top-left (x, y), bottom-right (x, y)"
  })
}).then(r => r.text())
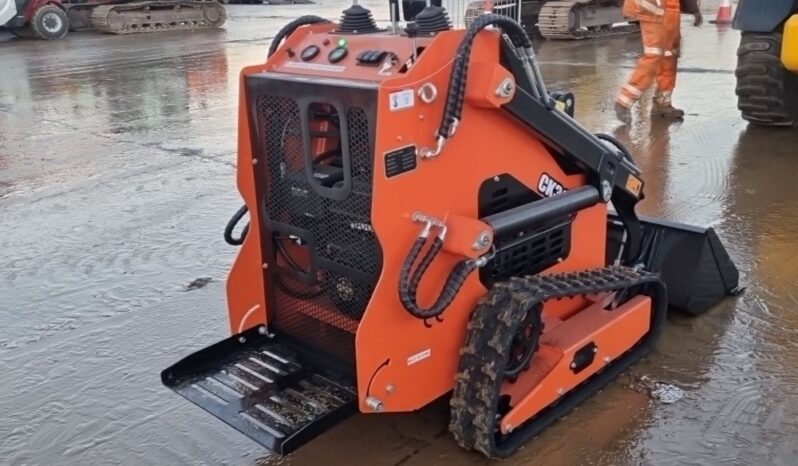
top-left (537, 173), bottom-right (566, 198)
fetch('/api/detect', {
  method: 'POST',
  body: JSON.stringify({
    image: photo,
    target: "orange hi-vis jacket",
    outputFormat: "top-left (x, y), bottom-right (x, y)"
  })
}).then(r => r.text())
top-left (624, 0), bottom-right (669, 23)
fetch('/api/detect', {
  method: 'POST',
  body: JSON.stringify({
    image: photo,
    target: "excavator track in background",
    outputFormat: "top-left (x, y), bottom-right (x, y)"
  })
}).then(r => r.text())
top-left (90, 0), bottom-right (226, 35)
top-left (537, 0), bottom-right (639, 40)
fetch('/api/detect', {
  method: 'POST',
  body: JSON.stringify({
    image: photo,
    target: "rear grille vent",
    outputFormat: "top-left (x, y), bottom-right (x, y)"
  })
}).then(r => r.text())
top-left (255, 95), bottom-right (381, 363)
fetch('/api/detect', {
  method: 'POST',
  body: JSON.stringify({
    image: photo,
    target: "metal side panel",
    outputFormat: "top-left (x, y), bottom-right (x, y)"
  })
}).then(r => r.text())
top-left (161, 327), bottom-right (357, 456)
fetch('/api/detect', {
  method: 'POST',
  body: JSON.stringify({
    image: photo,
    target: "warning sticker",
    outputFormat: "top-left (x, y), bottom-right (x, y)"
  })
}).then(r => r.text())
top-left (625, 175), bottom-right (643, 197)
top-left (407, 349), bottom-right (431, 366)
top-left (389, 89), bottom-right (415, 111)
top-left (284, 61), bottom-right (345, 73)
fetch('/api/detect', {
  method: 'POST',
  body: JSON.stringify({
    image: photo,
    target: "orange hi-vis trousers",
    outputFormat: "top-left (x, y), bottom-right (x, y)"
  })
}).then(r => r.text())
top-left (617, 0), bottom-right (681, 108)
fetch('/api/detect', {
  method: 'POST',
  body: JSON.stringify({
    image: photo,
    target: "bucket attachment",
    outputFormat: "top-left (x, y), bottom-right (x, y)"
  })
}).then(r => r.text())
top-left (161, 327), bottom-right (357, 455)
top-left (608, 215), bottom-right (741, 315)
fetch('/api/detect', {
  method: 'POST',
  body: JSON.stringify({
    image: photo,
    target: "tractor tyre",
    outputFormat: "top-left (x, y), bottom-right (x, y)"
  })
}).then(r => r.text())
top-left (735, 32), bottom-right (798, 126)
top-left (31, 5), bottom-right (70, 40)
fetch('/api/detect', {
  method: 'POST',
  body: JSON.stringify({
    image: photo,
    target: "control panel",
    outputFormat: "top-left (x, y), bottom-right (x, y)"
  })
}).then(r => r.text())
top-left (274, 31), bottom-right (434, 81)
top-left (297, 38), bottom-right (387, 66)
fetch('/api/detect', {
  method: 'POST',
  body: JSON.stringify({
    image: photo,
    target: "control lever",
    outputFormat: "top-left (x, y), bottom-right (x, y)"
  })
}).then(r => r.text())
top-left (389, 0), bottom-right (400, 33)
top-left (405, 23), bottom-right (419, 64)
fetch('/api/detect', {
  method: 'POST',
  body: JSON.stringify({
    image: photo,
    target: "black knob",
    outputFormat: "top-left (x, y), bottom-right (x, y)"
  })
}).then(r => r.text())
top-left (301, 45), bottom-right (320, 61)
top-left (328, 46), bottom-right (348, 63)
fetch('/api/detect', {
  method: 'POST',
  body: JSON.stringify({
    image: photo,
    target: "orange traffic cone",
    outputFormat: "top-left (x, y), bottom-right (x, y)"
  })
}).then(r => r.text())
top-left (710, 0), bottom-right (734, 25)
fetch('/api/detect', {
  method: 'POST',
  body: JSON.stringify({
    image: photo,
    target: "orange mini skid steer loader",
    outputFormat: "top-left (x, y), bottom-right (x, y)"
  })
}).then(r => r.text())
top-left (161, 2), bottom-right (741, 458)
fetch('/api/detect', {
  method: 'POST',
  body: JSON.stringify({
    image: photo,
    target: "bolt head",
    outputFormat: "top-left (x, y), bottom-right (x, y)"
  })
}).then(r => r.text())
top-left (473, 231), bottom-right (492, 250)
top-left (386, 384), bottom-right (395, 394)
top-left (601, 180), bottom-right (612, 202)
top-left (251, 158), bottom-right (258, 165)
top-left (495, 78), bottom-right (515, 98)
top-left (558, 388), bottom-right (566, 396)
top-left (570, 362), bottom-right (576, 369)
top-left (258, 326), bottom-right (268, 335)
top-left (238, 336), bottom-right (246, 344)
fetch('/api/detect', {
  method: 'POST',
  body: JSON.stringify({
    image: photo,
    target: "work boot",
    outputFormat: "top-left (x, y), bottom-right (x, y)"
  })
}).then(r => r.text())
top-left (652, 96), bottom-right (685, 119)
top-left (615, 101), bottom-right (632, 124)
top-left (651, 102), bottom-right (685, 119)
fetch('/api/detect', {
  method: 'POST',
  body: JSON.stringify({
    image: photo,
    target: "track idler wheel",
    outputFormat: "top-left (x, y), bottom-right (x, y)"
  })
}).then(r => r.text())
top-left (504, 303), bottom-right (542, 381)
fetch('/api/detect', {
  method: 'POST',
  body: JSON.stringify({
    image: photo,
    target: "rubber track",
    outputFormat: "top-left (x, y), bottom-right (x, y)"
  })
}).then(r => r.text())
top-left (735, 32), bottom-right (798, 126)
top-left (449, 266), bottom-right (663, 458)
top-left (91, 1), bottom-right (226, 35)
top-left (538, 0), bottom-right (639, 40)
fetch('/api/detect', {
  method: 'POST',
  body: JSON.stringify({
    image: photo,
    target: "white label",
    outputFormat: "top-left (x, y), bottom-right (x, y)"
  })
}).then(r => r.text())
top-left (407, 348), bottom-right (431, 366)
top-left (389, 89), bottom-right (415, 111)
top-left (284, 61), bottom-right (345, 73)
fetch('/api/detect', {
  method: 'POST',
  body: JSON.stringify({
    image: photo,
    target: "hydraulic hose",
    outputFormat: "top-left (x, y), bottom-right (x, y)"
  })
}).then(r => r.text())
top-left (438, 14), bottom-right (532, 140)
top-left (399, 232), bottom-right (479, 320)
top-left (408, 237), bottom-right (444, 298)
top-left (268, 15), bottom-right (331, 58)
top-left (224, 205), bottom-right (250, 246)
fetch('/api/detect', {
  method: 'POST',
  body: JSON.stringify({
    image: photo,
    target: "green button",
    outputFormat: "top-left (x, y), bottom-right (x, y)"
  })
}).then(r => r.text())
top-left (338, 38), bottom-right (347, 47)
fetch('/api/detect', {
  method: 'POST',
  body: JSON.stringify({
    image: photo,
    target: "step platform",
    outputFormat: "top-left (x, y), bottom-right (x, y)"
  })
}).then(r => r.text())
top-left (161, 327), bottom-right (357, 455)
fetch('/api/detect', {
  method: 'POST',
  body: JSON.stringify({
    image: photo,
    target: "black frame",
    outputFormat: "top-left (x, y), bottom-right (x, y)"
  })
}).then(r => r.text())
top-left (499, 40), bottom-right (646, 264)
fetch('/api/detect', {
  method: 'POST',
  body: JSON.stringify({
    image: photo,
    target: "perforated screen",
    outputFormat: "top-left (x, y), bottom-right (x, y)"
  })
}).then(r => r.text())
top-left (253, 84), bottom-right (381, 365)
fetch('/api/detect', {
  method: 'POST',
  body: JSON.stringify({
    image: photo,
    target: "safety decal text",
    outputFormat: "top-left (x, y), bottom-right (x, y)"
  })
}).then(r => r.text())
top-left (407, 349), bottom-right (431, 366)
top-left (284, 62), bottom-right (345, 73)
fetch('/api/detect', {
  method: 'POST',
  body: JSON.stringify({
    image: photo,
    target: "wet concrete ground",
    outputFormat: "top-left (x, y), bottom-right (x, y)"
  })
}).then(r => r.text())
top-left (2, 1), bottom-right (798, 465)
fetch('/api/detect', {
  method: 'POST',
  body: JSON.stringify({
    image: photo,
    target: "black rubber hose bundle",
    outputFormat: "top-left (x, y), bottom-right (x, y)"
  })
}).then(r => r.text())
top-left (438, 14), bottom-right (533, 139)
top-left (268, 15), bottom-right (331, 58)
top-left (399, 237), bottom-right (479, 320)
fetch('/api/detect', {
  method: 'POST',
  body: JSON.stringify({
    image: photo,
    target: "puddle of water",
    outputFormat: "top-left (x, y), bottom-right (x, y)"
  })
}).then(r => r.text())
top-left (1, 3), bottom-right (797, 465)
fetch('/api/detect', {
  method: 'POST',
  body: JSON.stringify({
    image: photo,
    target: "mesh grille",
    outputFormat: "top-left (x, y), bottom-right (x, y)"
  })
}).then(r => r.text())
top-left (481, 220), bottom-right (572, 285)
top-left (256, 96), bottom-right (380, 363)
